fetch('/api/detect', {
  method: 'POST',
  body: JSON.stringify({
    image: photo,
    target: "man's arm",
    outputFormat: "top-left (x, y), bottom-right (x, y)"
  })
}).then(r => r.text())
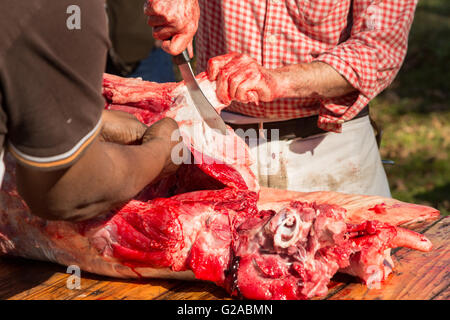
top-left (16, 117), bottom-right (181, 222)
top-left (207, 0), bottom-right (418, 132)
top-left (270, 62), bottom-right (357, 100)
top-left (206, 53), bottom-right (356, 106)
top-left (143, 0), bottom-right (352, 102)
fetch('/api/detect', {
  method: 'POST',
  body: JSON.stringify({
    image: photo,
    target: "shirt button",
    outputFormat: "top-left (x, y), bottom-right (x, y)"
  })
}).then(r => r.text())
top-left (266, 34), bottom-right (277, 43)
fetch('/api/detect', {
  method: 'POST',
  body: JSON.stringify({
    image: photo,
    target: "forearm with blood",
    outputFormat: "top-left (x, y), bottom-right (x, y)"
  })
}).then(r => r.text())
top-left (270, 62), bottom-right (357, 100)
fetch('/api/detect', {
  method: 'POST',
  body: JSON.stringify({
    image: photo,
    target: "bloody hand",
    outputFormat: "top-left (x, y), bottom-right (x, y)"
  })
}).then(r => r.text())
top-left (207, 53), bottom-right (282, 105)
top-left (144, 0), bottom-right (199, 56)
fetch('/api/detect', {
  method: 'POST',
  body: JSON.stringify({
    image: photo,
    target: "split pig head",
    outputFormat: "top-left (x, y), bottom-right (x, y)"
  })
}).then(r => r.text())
top-left (228, 201), bottom-right (432, 300)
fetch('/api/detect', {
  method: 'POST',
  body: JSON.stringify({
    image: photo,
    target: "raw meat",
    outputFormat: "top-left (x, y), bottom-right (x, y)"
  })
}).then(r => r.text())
top-left (0, 74), bottom-right (440, 300)
top-left (103, 73), bottom-right (258, 193)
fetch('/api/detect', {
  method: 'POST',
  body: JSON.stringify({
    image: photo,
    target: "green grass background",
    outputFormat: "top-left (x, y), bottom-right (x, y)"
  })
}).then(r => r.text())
top-left (370, 0), bottom-right (449, 214)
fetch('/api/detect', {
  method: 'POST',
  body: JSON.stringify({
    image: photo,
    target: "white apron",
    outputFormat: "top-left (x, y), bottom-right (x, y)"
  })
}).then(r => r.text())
top-left (222, 112), bottom-right (391, 197)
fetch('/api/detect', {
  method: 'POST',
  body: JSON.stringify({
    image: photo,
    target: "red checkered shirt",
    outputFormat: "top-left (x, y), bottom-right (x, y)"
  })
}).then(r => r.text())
top-left (196, 0), bottom-right (417, 132)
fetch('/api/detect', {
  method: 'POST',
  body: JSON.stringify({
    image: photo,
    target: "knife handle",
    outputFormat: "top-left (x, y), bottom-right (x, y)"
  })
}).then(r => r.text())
top-left (173, 49), bottom-right (191, 65)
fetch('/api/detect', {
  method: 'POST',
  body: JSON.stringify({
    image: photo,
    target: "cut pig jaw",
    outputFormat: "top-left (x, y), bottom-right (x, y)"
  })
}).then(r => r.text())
top-left (229, 202), bottom-right (433, 300)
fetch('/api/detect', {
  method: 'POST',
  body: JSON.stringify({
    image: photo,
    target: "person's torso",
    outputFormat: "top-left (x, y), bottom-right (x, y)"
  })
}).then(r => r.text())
top-left (0, 0), bottom-right (109, 185)
top-left (196, 0), bottom-right (354, 119)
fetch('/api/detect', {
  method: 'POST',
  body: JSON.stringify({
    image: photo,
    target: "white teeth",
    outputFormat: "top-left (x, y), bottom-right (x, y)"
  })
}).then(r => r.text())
top-left (276, 212), bottom-right (286, 227)
top-left (273, 210), bottom-right (301, 249)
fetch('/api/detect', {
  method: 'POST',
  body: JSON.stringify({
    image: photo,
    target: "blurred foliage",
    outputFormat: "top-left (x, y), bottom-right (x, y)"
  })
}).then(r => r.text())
top-left (371, 0), bottom-right (450, 214)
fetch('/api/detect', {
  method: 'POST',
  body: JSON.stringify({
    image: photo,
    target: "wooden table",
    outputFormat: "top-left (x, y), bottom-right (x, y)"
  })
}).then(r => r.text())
top-left (0, 216), bottom-right (448, 300)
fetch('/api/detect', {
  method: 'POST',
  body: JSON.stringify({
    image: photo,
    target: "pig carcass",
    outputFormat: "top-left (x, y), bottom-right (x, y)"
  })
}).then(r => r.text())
top-left (0, 74), bottom-right (440, 300)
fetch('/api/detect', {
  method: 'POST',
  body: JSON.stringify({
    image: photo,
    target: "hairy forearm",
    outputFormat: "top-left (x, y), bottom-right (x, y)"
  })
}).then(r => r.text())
top-left (272, 62), bottom-right (357, 100)
top-left (17, 137), bottom-right (171, 221)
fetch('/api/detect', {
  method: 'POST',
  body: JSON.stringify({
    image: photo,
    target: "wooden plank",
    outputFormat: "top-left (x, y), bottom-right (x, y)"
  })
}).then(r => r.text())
top-left (74, 278), bottom-right (181, 300)
top-left (1, 258), bottom-right (110, 300)
top-left (400, 218), bottom-right (438, 233)
top-left (0, 257), bottom-right (68, 300)
top-left (328, 216), bottom-right (449, 300)
top-left (0, 256), bottom-right (179, 300)
top-left (154, 281), bottom-right (231, 300)
top-left (432, 285), bottom-right (449, 300)
top-left (14, 274), bottom-right (180, 300)
top-left (11, 274), bottom-right (100, 300)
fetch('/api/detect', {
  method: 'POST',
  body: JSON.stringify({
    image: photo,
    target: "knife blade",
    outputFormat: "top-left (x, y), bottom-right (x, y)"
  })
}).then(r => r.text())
top-left (173, 50), bottom-right (228, 135)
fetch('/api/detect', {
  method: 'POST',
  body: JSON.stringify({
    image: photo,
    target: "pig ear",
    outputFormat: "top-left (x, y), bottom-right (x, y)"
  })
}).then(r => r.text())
top-left (390, 227), bottom-right (432, 252)
top-left (360, 202), bottom-right (440, 227)
top-left (257, 189), bottom-right (438, 227)
top-left (310, 193), bottom-right (441, 227)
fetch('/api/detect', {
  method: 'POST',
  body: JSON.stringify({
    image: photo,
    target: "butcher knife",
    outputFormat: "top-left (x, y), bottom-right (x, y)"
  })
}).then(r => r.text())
top-left (173, 50), bottom-right (228, 135)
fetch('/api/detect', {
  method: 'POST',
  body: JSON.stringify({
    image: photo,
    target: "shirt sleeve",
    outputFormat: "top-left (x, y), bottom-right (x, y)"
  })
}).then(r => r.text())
top-left (0, 0), bottom-right (110, 170)
top-left (313, 0), bottom-right (418, 132)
